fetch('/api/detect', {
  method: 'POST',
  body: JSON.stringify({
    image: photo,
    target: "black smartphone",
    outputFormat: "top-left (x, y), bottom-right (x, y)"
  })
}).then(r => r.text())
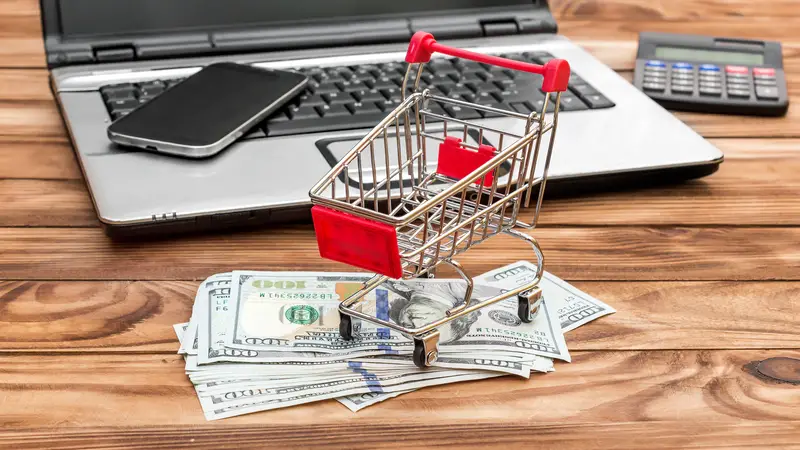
top-left (107, 62), bottom-right (308, 158)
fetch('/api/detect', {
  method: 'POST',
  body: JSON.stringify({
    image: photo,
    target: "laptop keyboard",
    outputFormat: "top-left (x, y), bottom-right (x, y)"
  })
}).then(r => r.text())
top-left (100, 51), bottom-right (615, 138)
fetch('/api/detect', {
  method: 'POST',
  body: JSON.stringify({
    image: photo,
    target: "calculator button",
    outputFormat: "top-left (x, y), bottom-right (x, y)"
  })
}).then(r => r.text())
top-left (727, 88), bottom-right (751, 98)
top-left (754, 78), bottom-right (777, 86)
top-left (645, 60), bottom-right (666, 68)
top-left (699, 86), bottom-right (722, 96)
top-left (755, 86), bottom-right (780, 100)
top-left (671, 73), bottom-right (695, 81)
top-left (672, 62), bottom-right (693, 70)
top-left (644, 75), bottom-right (667, 83)
top-left (699, 81), bottom-right (722, 89)
top-left (643, 82), bottom-right (666, 92)
top-left (727, 82), bottom-right (751, 91)
top-left (671, 78), bottom-right (694, 86)
top-left (699, 64), bottom-right (720, 72)
top-left (725, 65), bottom-right (749, 74)
top-left (670, 84), bottom-right (694, 94)
top-left (753, 67), bottom-right (776, 77)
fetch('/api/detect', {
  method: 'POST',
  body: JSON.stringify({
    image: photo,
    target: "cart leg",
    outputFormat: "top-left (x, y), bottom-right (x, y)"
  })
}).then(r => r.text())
top-left (412, 329), bottom-right (440, 368)
top-left (418, 268), bottom-right (436, 279)
top-left (339, 312), bottom-right (355, 341)
top-left (518, 287), bottom-right (543, 323)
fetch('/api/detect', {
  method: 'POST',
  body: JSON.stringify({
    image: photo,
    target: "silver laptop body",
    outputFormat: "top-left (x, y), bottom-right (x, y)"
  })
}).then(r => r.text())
top-left (43, 0), bottom-right (723, 237)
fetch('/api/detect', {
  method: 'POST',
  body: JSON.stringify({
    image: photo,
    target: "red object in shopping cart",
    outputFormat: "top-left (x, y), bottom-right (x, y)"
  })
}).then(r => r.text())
top-left (309, 31), bottom-right (568, 368)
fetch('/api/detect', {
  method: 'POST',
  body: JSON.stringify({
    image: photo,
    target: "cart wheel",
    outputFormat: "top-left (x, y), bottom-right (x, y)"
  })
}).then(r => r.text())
top-left (412, 330), bottom-right (440, 368)
top-left (339, 312), bottom-right (354, 341)
top-left (518, 288), bottom-right (543, 323)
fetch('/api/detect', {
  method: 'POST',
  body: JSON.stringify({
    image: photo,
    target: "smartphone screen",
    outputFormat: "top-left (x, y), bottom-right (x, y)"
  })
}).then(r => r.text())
top-left (107, 62), bottom-right (307, 157)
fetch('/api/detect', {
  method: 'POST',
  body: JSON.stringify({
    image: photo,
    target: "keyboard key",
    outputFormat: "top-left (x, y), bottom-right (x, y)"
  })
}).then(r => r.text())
top-left (337, 80), bottom-right (370, 92)
top-left (352, 102), bottom-right (384, 115)
top-left (569, 84), bottom-right (599, 97)
top-left (445, 84), bottom-right (476, 97)
top-left (367, 77), bottom-right (400, 90)
top-left (582, 94), bottom-right (615, 109)
top-left (318, 104), bottom-right (351, 117)
top-left (322, 92), bottom-right (355, 105)
top-left (352, 89), bottom-right (386, 103)
top-left (289, 105), bottom-right (320, 120)
top-left (267, 113), bottom-right (387, 137)
top-left (558, 95), bottom-right (590, 111)
top-left (479, 102), bottom-right (512, 118)
top-left (456, 72), bottom-right (484, 84)
top-left (296, 92), bottom-right (327, 108)
top-left (444, 104), bottom-right (482, 120)
top-left (455, 61), bottom-right (484, 73)
top-left (470, 82), bottom-right (502, 93)
top-left (111, 109), bottom-right (134, 120)
top-left (510, 102), bottom-right (533, 114)
top-left (102, 83), bottom-right (135, 94)
top-left (107, 98), bottom-right (139, 111)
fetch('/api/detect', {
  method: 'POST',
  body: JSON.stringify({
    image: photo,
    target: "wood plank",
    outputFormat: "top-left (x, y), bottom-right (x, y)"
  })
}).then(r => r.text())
top-left (0, 226), bottom-right (798, 281)
top-left (550, 0), bottom-right (800, 19)
top-left (2, 138), bottom-right (799, 227)
top-left (2, 422), bottom-right (800, 450)
top-left (1, 280), bottom-right (796, 353)
top-left (0, 179), bottom-right (97, 227)
top-left (0, 351), bottom-right (796, 428)
top-left (0, 138), bottom-right (80, 180)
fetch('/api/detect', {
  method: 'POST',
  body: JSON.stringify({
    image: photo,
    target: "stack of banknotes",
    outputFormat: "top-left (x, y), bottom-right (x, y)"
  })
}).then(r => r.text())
top-left (175, 261), bottom-right (615, 420)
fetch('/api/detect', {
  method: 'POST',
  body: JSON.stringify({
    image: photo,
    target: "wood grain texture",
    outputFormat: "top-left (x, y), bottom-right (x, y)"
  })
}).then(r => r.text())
top-left (1, 1), bottom-right (799, 447)
top-left (0, 350), bottom-right (796, 428)
top-left (0, 226), bottom-right (798, 281)
top-left (1, 422), bottom-right (800, 450)
top-left (0, 280), bottom-right (796, 352)
top-left (550, 0), bottom-right (800, 19)
top-left (2, 138), bottom-right (799, 226)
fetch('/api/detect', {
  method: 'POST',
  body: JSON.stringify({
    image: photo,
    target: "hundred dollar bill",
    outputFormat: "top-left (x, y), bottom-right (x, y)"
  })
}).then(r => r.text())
top-left (202, 371), bottom-right (501, 420)
top-left (180, 273), bottom-right (231, 355)
top-left (196, 276), bottom-right (389, 365)
top-left (477, 261), bottom-right (615, 332)
top-left (224, 271), bottom-right (570, 361)
top-left (337, 390), bottom-right (413, 412)
top-left (192, 275), bottom-right (540, 376)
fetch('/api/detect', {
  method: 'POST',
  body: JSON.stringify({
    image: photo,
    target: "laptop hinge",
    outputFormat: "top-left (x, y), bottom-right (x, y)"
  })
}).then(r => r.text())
top-left (93, 44), bottom-right (137, 62)
top-left (480, 19), bottom-right (519, 37)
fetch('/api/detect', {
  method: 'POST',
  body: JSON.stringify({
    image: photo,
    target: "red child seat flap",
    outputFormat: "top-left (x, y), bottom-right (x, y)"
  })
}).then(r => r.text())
top-left (436, 136), bottom-right (496, 186)
top-left (311, 205), bottom-right (403, 279)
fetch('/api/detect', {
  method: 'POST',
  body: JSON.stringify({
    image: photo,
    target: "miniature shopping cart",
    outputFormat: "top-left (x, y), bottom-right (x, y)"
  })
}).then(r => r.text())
top-left (309, 31), bottom-right (570, 368)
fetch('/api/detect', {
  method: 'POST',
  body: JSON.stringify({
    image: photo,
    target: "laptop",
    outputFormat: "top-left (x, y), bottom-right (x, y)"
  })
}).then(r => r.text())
top-left (43, 0), bottom-right (723, 238)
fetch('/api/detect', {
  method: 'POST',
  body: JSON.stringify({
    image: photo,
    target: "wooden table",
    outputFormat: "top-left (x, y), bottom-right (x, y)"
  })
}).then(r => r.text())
top-left (1, 0), bottom-right (799, 448)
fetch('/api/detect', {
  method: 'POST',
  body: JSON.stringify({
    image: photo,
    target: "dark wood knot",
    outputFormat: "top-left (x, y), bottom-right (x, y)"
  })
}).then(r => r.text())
top-left (755, 357), bottom-right (800, 384)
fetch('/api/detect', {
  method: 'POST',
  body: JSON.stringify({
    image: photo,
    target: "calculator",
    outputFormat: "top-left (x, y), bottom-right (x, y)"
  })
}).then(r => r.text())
top-left (635, 32), bottom-right (789, 116)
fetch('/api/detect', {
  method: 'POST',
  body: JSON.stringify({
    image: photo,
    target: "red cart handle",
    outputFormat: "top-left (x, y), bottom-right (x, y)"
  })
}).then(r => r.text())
top-left (405, 31), bottom-right (570, 93)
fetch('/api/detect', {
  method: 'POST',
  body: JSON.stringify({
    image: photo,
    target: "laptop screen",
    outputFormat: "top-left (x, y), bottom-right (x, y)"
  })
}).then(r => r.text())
top-left (58, 0), bottom-right (534, 37)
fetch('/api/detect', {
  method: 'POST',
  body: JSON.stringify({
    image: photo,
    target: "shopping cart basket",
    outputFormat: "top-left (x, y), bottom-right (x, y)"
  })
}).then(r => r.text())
top-left (309, 31), bottom-right (570, 367)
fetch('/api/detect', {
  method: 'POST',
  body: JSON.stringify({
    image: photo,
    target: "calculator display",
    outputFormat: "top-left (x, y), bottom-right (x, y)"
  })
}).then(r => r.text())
top-left (654, 46), bottom-right (764, 65)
